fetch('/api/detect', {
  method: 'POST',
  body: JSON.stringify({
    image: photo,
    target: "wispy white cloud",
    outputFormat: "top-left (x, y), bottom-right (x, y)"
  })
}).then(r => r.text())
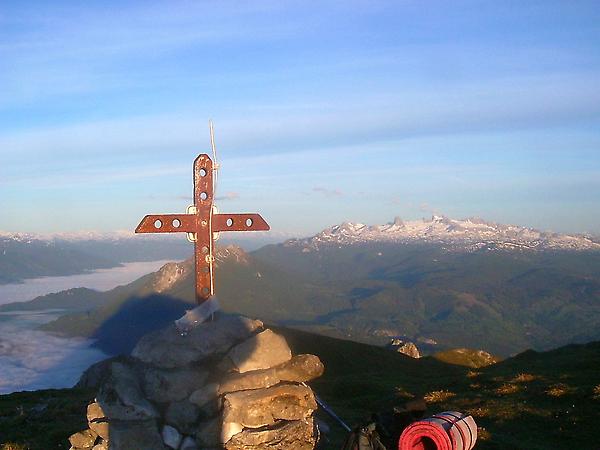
top-left (0, 160), bottom-right (189, 189)
top-left (1, 1), bottom-right (599, 234)
top-left (0, 2), bottom-right (311, 106)
top-left (216, 191), bottom-right (240, 201)
top-left (2, 71), bottom-right (599, 166)
top-left (312, 187), bottom-right (343, 197)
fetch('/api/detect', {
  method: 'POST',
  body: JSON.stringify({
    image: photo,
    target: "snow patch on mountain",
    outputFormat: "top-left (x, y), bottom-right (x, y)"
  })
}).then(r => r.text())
top-left (0, 230), bottom-right (179, 244)
top-left (287, 216), bottom-right (600, 252)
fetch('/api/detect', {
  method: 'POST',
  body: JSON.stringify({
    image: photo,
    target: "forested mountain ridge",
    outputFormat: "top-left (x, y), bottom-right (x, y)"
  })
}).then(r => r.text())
top-left (40, 234), bottom-right (600, 357)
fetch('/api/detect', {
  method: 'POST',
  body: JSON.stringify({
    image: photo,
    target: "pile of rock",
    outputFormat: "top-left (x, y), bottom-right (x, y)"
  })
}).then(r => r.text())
top-left (69, 314), bottom-right (324, 450)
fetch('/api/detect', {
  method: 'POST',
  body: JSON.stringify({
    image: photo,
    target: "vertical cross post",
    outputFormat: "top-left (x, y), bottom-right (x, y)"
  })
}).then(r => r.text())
top-left (135, 154), bottom-right (269, 304)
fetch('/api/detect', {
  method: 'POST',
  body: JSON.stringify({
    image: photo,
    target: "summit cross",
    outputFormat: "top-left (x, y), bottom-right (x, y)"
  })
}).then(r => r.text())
top-left (135, 153), bottom-right (270, 304)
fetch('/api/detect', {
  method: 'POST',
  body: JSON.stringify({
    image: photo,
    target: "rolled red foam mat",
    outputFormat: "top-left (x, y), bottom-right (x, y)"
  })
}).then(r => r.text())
top-left (398, 411), bottom-right (477, 450)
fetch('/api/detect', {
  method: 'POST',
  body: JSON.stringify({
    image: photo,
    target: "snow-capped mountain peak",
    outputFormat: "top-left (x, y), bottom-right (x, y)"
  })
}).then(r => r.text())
top-left (288, 216), bottom-right (600, 252)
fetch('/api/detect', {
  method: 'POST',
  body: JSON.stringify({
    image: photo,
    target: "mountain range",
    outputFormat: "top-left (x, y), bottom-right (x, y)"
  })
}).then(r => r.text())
top-left (25, 215), bottom-right (599, 358)
top-left (0, 228), bottom-right (293, 285)
top-left (291, 215), bottom-right (600, 252)
top-left (2, 215), bottom-right (599, 449)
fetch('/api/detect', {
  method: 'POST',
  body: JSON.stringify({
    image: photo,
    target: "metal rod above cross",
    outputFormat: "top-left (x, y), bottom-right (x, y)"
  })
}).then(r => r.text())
top-left (135, 153), bottom-right (269, 304)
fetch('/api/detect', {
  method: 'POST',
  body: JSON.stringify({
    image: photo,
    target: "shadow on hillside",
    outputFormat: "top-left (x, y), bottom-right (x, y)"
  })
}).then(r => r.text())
top-left (90, 294), bottom-right (193, 355)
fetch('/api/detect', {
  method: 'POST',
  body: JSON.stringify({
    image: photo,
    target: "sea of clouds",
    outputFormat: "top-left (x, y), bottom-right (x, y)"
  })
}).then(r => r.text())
top-left (0, 310), bottom-right (107, 394)
top-left (0, 259), bottom-right (174, 394)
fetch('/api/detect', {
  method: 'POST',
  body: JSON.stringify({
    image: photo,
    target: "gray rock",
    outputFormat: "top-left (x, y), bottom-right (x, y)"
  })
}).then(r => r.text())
top-left (225, 418), bottom-right (315, 450)
top-left (68, 429), bottom-right (97, 449)
top-left (387, 339), bottom-right (421, 358)
top-left (225, 329), bottom-right (292, 373)
top-left (195, 416), bottom-right (222, 447)
top-left (180, 436), bottom-right (198, 450)
top-left (89, 420), bottom-right (109, 442)
top-left (162, 424), bottom-right (182, 449)
top-left (76, 320), bottom-right (322, 450)
top-left (87, 402), bottom-right (106, 422)
top-left (222, 421), bottom-right (244, 444)
top-left (97, 362), bottom-right (159, 421)
top-left (77, 356), bottom-right (130, 389)
top-left (108, 420), bottom-right (165, 450)
top-left (132, 315), bottom-right (263, 368)
top-left (199, 398), bottom-right (222, 420)
top-left (219, 354), bottom-right (324, 394)
top-left (273, 354), bottom-right (324, 382)
top-left (164, 400), bottom-right (200, 435)
top-left (222, 384), bottom-right (317, 429)
top-left (189, 382), bottom-right (219, 407)
top-left (87, 402), bottom-right (109, 440)
top-left (188, 382), bottom-right (222, 418)
top-left (77, 358), bottom-right (113, 389)
top-left (142, 366), bottom-right (208, 403)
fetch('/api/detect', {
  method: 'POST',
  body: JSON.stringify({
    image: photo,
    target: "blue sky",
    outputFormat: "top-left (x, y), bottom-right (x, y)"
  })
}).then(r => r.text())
top-left (1, 1), bottom-right (600, 237)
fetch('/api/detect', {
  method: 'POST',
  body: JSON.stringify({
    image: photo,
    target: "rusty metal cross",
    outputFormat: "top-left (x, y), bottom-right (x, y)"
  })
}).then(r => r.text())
top-left (135, 153), bottom-right (269, 304)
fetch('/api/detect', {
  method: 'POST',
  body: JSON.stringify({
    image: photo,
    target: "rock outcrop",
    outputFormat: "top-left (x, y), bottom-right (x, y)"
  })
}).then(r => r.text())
top-left (387, 339), bottom-right (421, 358)
top-left (433, 348), bottom-right (499, 368)
top-left (69, 314), bottom-right (324, 450)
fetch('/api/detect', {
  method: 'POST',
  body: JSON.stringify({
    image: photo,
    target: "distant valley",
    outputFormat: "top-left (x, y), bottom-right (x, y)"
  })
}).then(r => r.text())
top-left (0, 232), bottom-right (192, 284)
top-left (26, 216), bottom-right (600, 358)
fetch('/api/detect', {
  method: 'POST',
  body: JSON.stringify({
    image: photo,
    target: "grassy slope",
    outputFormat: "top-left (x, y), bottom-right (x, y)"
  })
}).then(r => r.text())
top-left (0, 388), bottom-right (94, 450)
top-left (280, 327), bottom-right (600, 450)
top-left (1, 329), bottom-right (598, 450)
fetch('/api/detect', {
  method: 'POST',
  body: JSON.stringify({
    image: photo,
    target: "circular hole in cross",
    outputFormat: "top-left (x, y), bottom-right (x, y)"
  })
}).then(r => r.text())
top-left (201, 246), bottom-right (209, 254)
top-left (226, 218), bottom-right (234, 227)
top-left (154, 220), bottom-right (162, 229)
top-left (201, 287), bottom-right (210, 295)
top-left (199, 168), bottom-right (207, 177)
top-left (200, 192), bottom-right (208, 201)
top-left (245, 218), bottom-right (253, 227)
top-left (172, 218), bottom-right (181, 228)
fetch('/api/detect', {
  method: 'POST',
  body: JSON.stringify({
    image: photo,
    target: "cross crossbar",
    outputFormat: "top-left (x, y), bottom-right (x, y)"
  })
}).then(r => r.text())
top-left (135, 154), bottom-right (269, 304)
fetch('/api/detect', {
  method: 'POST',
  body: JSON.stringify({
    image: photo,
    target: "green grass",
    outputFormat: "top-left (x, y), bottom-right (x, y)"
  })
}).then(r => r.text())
top-left (279, 327), bottom-right (600, 450)
top-left (0, 388), bottom-right (94, 450)
top-left (1, 444), bottom-right (29, 450)
top-left (432, 348), bottom-right (501, 368)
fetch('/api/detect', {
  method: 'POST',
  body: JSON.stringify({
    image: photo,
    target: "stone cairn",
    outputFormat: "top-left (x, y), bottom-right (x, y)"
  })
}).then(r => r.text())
top-left (69, 314), bottom-right (325, 450)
